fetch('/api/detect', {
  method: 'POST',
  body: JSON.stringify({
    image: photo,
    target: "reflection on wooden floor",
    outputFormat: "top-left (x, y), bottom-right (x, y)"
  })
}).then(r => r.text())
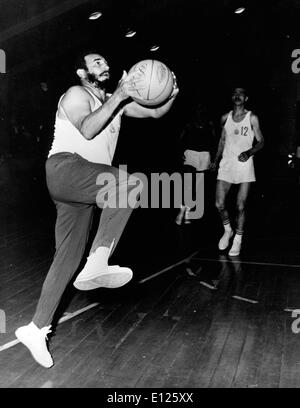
top-left (1, 212), bottom-right (300, 388)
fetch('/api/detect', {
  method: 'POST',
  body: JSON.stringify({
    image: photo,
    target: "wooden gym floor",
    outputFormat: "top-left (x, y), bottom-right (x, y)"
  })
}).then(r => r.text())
top-left (1, 162), bottom-right (300, 388)
top-left (1, 204), bottom-right (300, 388)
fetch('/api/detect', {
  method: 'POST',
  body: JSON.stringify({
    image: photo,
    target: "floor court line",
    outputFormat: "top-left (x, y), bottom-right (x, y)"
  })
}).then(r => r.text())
top-left (0, 302), bottom-right (100, 353)
top-left (191, 256), bottom-right (300, 269)
top-left (137, 250), bottom-right (199, 284)
top-left (0, 251), bottom-right (198, 353)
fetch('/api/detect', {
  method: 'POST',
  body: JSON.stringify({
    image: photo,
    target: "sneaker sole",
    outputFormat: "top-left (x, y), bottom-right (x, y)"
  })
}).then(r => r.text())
top-left (74, 267), bottom-right (133, 291)
top-left (228, 251), bottom-right (240, 257)
top-left (219, 244), bottom-right (231, 250)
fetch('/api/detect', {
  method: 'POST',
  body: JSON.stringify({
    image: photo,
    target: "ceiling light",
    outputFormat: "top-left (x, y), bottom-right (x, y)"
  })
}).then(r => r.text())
top-left (89, 11), bottom-right (102, 20)
top-left (125, 30), bottom-right (136, 38)
top-left (150, 45), bottom-right (160, 51)
top-left (234, 7), bottom-right (245, 14)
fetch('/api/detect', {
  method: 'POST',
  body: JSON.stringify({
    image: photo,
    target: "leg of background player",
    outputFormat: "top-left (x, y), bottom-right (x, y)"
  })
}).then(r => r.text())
top-left (216, 179), bottom-right (233, 250)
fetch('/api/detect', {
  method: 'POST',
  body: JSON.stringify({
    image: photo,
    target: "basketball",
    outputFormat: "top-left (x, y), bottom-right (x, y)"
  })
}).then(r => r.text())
top-left (128, 59), bottom-right (174, 107)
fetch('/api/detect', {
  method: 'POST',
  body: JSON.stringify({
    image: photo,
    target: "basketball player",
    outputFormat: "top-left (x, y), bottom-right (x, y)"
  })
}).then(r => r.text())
top-left (210, 87), bottom-right (264, 256)
top-left (175, 104), bottom-right (215, 225)
top-left (15, 51), bottom-right (179, 368)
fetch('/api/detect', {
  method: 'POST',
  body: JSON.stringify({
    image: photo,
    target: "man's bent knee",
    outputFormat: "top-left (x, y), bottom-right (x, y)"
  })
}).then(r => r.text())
top-left (216, 200), bottom-right (225, 212)
top-left (237, 201), bottom-right (246, 213)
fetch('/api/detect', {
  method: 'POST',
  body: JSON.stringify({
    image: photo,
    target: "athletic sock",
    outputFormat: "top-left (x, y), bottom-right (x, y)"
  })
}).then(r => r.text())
top-left (223, 219), bottom-right (232, 232)
top-left (235, 230), bottom-right (243, 241)
top-left (175, 205), bottom-right (186, 225)
top-left (184, 206), bottom-right (192, 223)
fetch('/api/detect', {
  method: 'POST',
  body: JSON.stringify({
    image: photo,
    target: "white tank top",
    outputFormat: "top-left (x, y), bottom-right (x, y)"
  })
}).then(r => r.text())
top-left (48, 88), bottom-right (123, 165)
top-left (223, 111), bottom-right (254, 159)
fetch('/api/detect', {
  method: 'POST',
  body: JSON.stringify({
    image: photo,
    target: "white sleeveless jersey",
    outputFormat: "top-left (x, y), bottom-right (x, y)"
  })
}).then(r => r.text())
top-left (48, 88), bottom-right (123, 165)
top-left (223, 111), bottom-right (254, 159)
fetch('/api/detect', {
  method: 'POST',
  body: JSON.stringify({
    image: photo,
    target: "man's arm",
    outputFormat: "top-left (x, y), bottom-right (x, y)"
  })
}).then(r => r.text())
top-left (61, 70), bottom-right (145, 140)
top-left (210, 114), bottom-right (228, 170)
top-left (61, 86), bottom-right (124, 140)
top-left (238, 113), bottom-right (264, 162)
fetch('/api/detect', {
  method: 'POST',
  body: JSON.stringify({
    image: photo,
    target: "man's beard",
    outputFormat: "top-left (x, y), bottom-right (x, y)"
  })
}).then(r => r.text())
top-left (87, 72), bottom-right (110, 89)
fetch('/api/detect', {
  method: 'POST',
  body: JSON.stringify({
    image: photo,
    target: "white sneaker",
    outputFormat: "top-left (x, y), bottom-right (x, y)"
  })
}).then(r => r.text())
top-left (229, 236), bottom-right (242, 256)
top-left (218, 230), bottom-right (233, 250)
top-left (15, 322), bottom-right (53, 368)
top-left (74, 256), bottom-right (133, 291)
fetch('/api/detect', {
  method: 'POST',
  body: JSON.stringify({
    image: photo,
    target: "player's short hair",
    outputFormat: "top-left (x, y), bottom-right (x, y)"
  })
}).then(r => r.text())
top-left (74, 49), bottom-right (101, 72)
top-left (232, 87), bottom-right (247, 96)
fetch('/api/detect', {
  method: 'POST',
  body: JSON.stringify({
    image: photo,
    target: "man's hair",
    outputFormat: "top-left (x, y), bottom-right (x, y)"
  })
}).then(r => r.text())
top-left (233, 87), bottom-right (247, 96)
top-left (74, 49), bottom-right (101, 72)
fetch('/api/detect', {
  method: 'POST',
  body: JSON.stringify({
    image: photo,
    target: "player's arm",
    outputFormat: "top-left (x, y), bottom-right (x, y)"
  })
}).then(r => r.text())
top-left (61, 71), bottom-right (145, 140)
top-left (210, 114), bottom-right (228, 170)
top-left (124, 72), bottom-right (179, 119)
top-left (238, 114), bottom-right (264, 162)
top-left (61, 86), bottom-right (121, 140)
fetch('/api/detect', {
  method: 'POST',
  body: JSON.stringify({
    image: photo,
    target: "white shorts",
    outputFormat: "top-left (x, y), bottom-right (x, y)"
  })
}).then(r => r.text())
top-left (217, 156), bottom-right (255, 184)
top-left (183, 150), bottom-right (211, 171)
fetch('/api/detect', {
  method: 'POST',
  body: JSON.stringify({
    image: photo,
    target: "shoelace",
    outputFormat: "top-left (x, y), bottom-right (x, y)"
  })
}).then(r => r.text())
top-left (40, 326), bottom-right (52, 340)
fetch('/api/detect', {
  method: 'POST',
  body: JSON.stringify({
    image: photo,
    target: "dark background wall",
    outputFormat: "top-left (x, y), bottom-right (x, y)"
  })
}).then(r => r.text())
top-left (1, 0), bottom-right (300, 152)
top-left (0, 0), bottom-right (300, 231)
